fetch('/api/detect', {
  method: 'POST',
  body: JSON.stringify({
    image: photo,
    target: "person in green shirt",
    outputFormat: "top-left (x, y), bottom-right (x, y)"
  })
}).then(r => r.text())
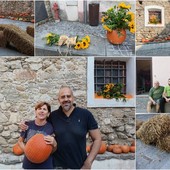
top-left (147, 81), bottom-right (164, 113)
top-left (160, 79), bottom-right (170, 113)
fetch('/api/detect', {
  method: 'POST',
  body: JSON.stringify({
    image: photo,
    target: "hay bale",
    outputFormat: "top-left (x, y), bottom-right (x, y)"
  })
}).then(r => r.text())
top-left (26, 25), bottom-right (34, 37)
top-left (136, 114), bottom-right (170, 144)
top-left (156, 135), bottom-right (170, 152)
top-left (3, 24), bottom-right (34, 56)
top-left (0, 31), bottom-right (7, 47)
top-left (136, 119), bottom-right (144, 131)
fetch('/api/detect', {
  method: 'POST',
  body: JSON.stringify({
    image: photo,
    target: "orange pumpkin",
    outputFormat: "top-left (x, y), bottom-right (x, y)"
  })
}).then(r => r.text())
top-left (24, 134), bottom-right (53, 163)
top-left (98, 142), bottom-right (107, 154)
top-left (120, 145), bottom-right (130, 153)
top-left (112, 147), bottom-right (122, 154)
top-left (107, 145), bottom-right (114, 152)
top-left (86, 145), bottom-right (91, 153)
top-left (13, 143), bottom-right (24, 156)
top-left (130, 146), bottom-right (135, 153)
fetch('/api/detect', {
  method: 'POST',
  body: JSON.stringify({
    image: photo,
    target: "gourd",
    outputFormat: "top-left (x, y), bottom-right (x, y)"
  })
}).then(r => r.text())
top-left (112, 146), bottom-right (122, 154)
top-left (120, 145), bottom-right (130, 153)
top-left (13, 143), bottom-right (24, 156)
top-left (130, 146), bottom-right (135, 153)
top-left (98, 142), bottom-right (107, 154)
top-left (24, 134), bottom-right (53, 163)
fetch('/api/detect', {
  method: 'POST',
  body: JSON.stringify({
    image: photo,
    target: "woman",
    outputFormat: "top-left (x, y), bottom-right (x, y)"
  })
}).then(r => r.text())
top-left (17, 101), bottom-right (57, 169)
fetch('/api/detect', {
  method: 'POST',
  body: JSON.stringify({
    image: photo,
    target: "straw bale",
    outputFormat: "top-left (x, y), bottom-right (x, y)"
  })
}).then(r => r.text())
top-left (26, 25), bottom-right (34, 37)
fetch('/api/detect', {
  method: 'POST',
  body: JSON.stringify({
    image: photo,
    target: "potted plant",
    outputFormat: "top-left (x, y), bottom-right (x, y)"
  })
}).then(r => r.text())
top-left (101, 2), bottom-right (135, 44)
top-left (97, 83), bottom-right (126, 101)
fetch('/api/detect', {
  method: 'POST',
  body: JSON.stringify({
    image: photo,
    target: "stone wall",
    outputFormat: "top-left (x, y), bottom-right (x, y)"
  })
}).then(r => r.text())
top-left (0, 56), bottom-right (135, 154)
top-left (0, 1), bottom-right (34, 22)
top-left (136, 0), bottom-right (170, 43)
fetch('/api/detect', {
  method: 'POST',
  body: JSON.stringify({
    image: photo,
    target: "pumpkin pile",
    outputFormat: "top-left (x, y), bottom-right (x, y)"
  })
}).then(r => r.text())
top-left (107, 140), bottom-right (135, 154)
top-left (86, 141), bottom-right (107, 154)
top-left (86, 140), bottom-right (135, 154)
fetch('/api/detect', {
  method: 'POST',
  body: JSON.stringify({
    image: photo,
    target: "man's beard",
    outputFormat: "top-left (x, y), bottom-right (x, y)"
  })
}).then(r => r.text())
top-left (62, 102), bottom-right (72, 112)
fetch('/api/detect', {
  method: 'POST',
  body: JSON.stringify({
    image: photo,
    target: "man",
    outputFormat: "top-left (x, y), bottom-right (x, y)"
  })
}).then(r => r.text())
top-left (160, 79), bottom-right (170, 113)
top-left (20, 86), bottom-right (101, 169)
top-left (147, 81), bottom-right (164, 113)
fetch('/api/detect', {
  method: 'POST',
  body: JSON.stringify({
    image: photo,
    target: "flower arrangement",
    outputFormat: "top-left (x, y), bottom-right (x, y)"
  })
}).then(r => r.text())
top-left (45, 33), bottom-right (60, 46)
top-left (101, 2), bottom-right (135, 34)
top-left (74, 35), bottom-right (91, 50)
top-left (44, 33), bottom-right (91, 50)
top-left (97, 83), bottom-right (126, 101)
top-left (149, 14), bottom-right (160, 24)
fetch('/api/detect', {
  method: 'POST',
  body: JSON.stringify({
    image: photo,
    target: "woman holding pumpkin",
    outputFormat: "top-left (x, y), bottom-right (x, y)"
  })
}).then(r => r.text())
top-left (17, 101), bottom-right (57, 169)
top-left (20, 86), bottom-right (101, 169)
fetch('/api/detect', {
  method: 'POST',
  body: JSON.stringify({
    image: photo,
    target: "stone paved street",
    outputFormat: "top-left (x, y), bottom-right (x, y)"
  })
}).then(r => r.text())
top-left (136, 95), bottom-right (148, 113)
top-left (136, 42), bottom-right (170, 56)
top-left (35, 21), bottom-right (135, 56)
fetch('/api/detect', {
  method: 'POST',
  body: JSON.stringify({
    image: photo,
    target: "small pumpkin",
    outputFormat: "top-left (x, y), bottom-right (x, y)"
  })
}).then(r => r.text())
top-left (24, 134), bottom-right (53, 163)
top-left (130, 146), bottom-right (135, 153)
top-left (120, 145), bottom-right (130, 153)
top-left (13, 143), bottom-right (24, 156)
top-left (86, 145), bottom-right (91, 153)
top-left (107, 145), bottom-right (115, 152)
top-left (112, 147), bottom-right (122, 154)
top-left (98, 142), bottom-right (107, 154)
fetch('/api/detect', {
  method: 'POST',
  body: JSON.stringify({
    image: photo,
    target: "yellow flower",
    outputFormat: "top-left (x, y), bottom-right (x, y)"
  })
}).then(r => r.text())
top-left (104, 88), bottom-right (110, 93)
top-left (81, 39), bottom-right (89, 49)
top-left (127, 11), bottom-right (135, 21)
top-left (118, 2), bottom-right (131, 9)
top-left (128, 21), bottom-right (135, 33)
top-left (74, 42), bottom-right (82, 50)
top-left (106, 94), bottom-right (111, 99)
top-left (46, 39), bottom-right (50, 45)
top-left (83, 35), bottom-right (90, 43)
top-left (101, 17), bottom-right (105, 23)
top-left (130, 27), bottom-right (135, 34)
top-left (103, 25), bottom-right (112, 32)
top-left (46, 33), bottom-right (53, 38)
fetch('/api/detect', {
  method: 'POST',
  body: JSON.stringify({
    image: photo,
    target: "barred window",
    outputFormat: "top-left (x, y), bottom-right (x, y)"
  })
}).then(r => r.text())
top-left (94, 60), bottom-right (126, 94)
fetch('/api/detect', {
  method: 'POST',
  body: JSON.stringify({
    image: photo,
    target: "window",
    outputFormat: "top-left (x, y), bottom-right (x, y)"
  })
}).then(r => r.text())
top-left (94, 60), bottom-right (126, 94)
top-left (87, 57), bottom-right (135, 107)
top-left (145, 6), bottom-right (164, 27)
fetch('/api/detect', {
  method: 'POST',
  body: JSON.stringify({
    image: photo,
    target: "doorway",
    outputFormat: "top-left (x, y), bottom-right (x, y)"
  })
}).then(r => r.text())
top-left (136, 58), bottom-right (152, 95)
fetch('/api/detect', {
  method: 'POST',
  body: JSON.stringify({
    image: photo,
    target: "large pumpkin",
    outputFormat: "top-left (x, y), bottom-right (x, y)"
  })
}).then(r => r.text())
top-left (24, 134), bottom-right (53, 163)
top-left (13, 143), bottom-right (24, 156)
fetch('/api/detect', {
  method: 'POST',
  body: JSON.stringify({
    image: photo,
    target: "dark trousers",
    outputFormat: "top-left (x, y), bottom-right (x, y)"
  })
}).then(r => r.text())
top-left (160, 97), bottom-right (170, 113)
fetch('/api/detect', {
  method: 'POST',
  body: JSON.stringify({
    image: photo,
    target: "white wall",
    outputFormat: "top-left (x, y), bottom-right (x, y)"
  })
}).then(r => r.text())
top-left (152, 57), bottom-right (170, 86)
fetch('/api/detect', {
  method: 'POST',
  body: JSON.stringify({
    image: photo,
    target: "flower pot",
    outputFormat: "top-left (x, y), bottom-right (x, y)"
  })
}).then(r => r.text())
top-left (107, 29), bottom-right (126, 45)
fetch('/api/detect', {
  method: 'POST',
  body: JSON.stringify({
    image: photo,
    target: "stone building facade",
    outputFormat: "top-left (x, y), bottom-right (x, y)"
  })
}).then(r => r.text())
top-left (0, 56), bottom-right (135, 155)
top-left (136, 0), bottom-right (170, 43)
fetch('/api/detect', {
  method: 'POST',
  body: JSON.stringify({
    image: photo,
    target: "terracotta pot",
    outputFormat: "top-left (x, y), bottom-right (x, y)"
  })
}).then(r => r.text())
top-left (107, 29), bottom-right (126, 45)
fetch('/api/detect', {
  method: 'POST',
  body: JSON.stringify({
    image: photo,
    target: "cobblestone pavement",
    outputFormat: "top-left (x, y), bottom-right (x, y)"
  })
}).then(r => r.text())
top-left (136, 41), bottom-right (170, 56)
top-left (0, 19), bottom-right (33, 56)
top-left (136, 95), bottom-right (148, 113)
top-left (35, 21), bottom-right (135, 56)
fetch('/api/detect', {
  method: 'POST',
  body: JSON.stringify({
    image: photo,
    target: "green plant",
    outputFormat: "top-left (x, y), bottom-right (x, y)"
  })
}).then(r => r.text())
top-left (101, 2), bottom-right (135, 33)
top-left (97, 83), bottom-right (126, 101)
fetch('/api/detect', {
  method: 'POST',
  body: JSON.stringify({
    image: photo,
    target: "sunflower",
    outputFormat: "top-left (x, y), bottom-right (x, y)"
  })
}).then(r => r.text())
top-left (74, 42), bottom-right (82, 50)
top-left (81, 39), bottom-right (89, 49)
top-left (83, 35), bottom-right (91, 43)
top-left (46, 33), bottom-right (53, 38)
top-left (46, 39), bottom-right (50, 45)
